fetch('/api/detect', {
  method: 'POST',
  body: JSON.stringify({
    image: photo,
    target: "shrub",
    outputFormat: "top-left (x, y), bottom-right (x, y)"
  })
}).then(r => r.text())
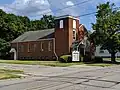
top-left (94, 56), bottom-right (103, 63)
top-left (83, 56), bottom-right (92, 62)
top-left (59, 55), bottom-right (72, 63)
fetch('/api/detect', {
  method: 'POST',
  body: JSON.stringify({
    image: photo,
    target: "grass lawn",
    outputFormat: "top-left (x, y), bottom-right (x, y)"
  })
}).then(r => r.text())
top-left (104, 58), bottom-right (120, 61)
top-left (86, 63), bottom-right (113, 67)
top-left (0, 69), bottom-right (23, 80)
top-left (0, 60), bottom-right (116, 67)
top-left (0, 60), bottom-right (84, 67)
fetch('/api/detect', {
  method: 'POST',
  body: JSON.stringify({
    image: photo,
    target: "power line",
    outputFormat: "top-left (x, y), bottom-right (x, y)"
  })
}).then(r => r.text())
top-left (7, 0), bottom-right (120, 18)
top-left (75, 6), bottom-right (120, 18)
top-left (51, 0), bottom-right (93, 13)
top-left (75, 12), bottom-right (96, 18)
top-left (30, 0), bottom-right (94, 17)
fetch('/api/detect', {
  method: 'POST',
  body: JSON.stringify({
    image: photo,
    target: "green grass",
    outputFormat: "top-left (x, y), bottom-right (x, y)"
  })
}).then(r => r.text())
top-left (0, 60), bottom-right (116, 67)
top-left (86, 63), bottom-right (113, 67)
top-left (103, 58), bottom-right (120, 61)
top-left (0, 69), bottom-right (23, 73)
top-left (0, 69), bottom-right (23, 80)
top-left (0, 60), bottom-right (40, 65)
top-left (0, 60), bottom-right (84, 67)
top-left (39, 61), bottom-right (84, 67)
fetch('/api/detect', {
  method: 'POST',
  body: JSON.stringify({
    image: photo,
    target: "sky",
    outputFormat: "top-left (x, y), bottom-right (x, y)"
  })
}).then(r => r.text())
top-left (0, 0), bottom-right (120, 30)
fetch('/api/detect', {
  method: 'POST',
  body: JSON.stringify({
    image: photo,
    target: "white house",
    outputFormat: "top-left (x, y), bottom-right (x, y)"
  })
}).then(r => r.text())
top-left (95, 46), bottom-right (120, 58)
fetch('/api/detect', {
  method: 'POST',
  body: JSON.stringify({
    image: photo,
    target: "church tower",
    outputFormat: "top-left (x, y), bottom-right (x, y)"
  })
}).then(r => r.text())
top-left (55, 15), bottom-right (79, 57)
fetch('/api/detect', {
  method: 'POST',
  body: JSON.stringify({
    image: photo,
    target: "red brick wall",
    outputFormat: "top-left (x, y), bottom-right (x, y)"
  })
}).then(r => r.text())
top-left (55, 18), bottom-right (69, 56)
top-left (55, 17), bottom-right (79, 57)
top-left (11, 39), bottom-right (56, 60)
top-left (78, 25), bottom-right (85, 41)
top-left (11, 16), bottom-right (83, 60)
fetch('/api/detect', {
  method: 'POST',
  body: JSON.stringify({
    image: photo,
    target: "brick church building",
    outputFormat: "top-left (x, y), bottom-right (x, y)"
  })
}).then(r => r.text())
top-left (10, 15), bottom-right (92, 60)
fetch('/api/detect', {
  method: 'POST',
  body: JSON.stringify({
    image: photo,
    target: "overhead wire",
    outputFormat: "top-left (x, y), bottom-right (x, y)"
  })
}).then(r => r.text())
top-left (30, 0), bottom-right (94, 17)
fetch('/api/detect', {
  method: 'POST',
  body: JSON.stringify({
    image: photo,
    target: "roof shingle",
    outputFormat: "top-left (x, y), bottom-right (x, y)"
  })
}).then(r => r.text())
top-left (11, 28), bottom-right (54, 43)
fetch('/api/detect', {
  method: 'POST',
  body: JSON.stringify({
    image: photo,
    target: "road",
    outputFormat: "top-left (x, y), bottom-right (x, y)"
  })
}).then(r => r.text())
top-left (0, 63), bottom-right (120, 90)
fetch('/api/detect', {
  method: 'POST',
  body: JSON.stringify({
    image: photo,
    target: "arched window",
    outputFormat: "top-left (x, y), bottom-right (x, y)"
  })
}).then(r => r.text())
top-left (73, 20), bottom-right (76, 29)
top-left (60, 20), bottom-right (63, 28)
top-left (48, 41), bottom-right (52, 51)
top-left (41, 42), bottom-right (44, 51)
top-left (33, 44), bottom-right (37, 52)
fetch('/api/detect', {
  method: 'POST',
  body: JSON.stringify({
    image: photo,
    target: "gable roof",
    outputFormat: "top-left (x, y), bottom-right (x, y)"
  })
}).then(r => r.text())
top-left (11, 28), bottom-right (55, 43)
top-left (79, 24), bottom-right (87, 32)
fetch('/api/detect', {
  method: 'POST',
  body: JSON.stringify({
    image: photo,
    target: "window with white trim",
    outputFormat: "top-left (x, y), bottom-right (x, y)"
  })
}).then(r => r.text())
top-left (60, 20), bottom-right (63, 28)
top-left (21, 45), bottom-right (24, 52)
top-left (73, 20), bottom-right (76, 29)
top-left (41, 42), bottom-right (44, 51)
top-left (48, 41), bottom-right (52, 51)
top-left (33, 44), bottom-right (37, 52)
top-left (28, 43), bottom-right (30, 52)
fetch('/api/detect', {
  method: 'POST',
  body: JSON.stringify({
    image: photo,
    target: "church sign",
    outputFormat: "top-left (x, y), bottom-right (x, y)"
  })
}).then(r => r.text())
top-left (72, 51), bottom-right (80, 61)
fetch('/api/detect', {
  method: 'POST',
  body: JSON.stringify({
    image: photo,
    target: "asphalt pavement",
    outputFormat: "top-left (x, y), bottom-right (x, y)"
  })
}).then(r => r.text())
top-left (0, 63), bottom-right (120, 90)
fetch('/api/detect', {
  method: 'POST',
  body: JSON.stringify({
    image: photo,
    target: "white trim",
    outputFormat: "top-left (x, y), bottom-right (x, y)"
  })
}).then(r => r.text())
top-left (28, 43), bottom-right (30, 52)
top-left (41, 42), bottom-right (44, 51)
top-left (48, 41), bottom-right (52, 51)
top-left (53, 38), bottom-right (58, 60)
top-left (77, 40), bottom-right (84, 51)
top-left (55, 15), bottom-right (79, 20)
top-left (60, 20), bottom-right (63, 28)
top-left (10, 48), bottom-right (17, 60)
top-left (12, 38), bottom-right (55, 43)
top-left (17, 42), bottom-right (18, 60)
top-left (79, 24), bottom-right (83, 28)
top-left (73, 20), bottom-right (76, 29)
top-left (33, 44), bottom-right (37, 52)
top-left (37, 38), bottom-right (55, 41)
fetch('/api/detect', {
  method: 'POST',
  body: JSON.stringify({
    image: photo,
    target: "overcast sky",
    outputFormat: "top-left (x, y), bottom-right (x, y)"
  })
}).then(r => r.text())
top-left (0, 0), bottom-right (120, 30)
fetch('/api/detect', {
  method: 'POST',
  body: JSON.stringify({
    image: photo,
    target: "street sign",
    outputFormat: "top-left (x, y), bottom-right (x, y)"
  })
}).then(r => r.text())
top-left (72, 51), bottom-right (80, 61)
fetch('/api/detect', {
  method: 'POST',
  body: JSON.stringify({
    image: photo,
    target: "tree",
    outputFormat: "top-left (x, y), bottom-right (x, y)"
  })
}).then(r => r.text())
top-left (30, 15), bottom-right (55, 31)
top-left (91, 2), bottom-right (120, 62)
top-left (0, 9), bottom-right (55, 42)
top-left (0, 9), bottom-right (56, 59)
top-left (0, 10), bottom-right (30, 42)
top-left (0, 38), bottom-right (10, 58)
top-left (101, 34), bottom-right (120, 62)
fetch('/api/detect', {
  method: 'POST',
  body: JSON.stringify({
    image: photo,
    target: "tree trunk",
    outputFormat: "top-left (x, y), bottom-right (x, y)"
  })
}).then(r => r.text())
top-left (111, 53), bottom-right (116, 63)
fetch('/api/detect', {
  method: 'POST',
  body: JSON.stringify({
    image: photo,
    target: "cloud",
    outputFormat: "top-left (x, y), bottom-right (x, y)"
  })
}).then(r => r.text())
top-left (49, 0), bottom-right (80, 16)
top-left (0, 0), bottom-right (81, 18)
top-left (0, 0), bottom-right (119, 29)
top-left (0, 0), bottom-right (110, 18)
top-left (0, 0), bottom-right (53, 17)
top-left (66, 1), bottom-right (74, 6)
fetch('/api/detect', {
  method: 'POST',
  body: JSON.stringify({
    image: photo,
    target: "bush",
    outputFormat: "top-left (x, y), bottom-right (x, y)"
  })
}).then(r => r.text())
top-left (59, 55), bottom-right (72, 63)
top-left (94, 56), bottom-right (103, 63)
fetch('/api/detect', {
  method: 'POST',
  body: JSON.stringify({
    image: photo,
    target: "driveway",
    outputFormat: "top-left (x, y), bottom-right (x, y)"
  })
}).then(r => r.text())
top-left (0, 63), bottom-right (120, 90)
